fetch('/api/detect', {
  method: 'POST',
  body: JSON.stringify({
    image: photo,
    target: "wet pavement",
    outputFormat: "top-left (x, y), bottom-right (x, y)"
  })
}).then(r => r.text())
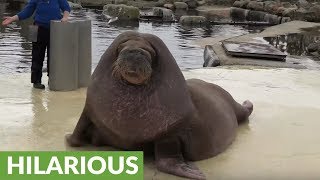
top-left (1, 67), bottom-right (320, 179)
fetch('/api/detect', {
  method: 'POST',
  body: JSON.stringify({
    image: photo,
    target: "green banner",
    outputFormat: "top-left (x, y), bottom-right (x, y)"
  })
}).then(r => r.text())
top-left (0, 151), bottom-right (143, 180)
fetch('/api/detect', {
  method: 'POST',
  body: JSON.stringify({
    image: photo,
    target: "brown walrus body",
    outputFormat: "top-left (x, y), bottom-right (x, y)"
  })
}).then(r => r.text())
top-left (66, 31), bottom-right (253, 180)
top-left (183, 79), bottom-right (252, 161)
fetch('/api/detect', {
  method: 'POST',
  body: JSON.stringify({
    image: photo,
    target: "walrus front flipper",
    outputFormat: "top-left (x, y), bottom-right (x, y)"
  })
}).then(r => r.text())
top-left (155, 138), bottom-right (206, 180)
top-left (66, 111), bottom-right (92, 147)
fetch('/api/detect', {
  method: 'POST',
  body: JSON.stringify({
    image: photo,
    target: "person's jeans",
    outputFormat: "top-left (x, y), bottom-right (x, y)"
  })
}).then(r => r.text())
top-left (31, 26), bottom-right (50, 84)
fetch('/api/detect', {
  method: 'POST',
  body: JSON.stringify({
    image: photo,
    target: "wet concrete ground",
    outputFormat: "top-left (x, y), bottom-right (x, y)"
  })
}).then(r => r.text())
top-left (1, 67), bottom-right (320, 179)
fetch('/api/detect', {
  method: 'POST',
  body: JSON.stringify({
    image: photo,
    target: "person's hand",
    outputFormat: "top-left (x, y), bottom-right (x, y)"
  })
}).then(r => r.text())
top-left (2, 16), bottom-right (15, 26)
top-left (61, 11), bottom-right (70, 22)
top-left (61, 17), bottom-right (68, 22)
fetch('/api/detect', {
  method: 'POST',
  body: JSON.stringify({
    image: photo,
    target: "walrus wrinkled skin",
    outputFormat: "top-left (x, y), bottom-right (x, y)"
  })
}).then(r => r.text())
top-left (66, 31), bottom-right (253, 180)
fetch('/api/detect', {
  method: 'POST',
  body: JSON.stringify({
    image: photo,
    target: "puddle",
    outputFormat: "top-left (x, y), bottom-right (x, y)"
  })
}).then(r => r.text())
top-left (263, 26), bottom-right (320, 57)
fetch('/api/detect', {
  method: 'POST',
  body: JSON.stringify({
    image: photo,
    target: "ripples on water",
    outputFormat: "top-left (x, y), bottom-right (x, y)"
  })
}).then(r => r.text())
top-left (0, 7), bottom-right (255, 74)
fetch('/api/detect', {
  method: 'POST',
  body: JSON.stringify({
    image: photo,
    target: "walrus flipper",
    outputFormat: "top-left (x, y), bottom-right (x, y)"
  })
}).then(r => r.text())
top-left (155, 137), bottom-right (206, 180)
top-left (235, 100), bottom-right (253, 123)
top-left (65, 111), bottom-right (92, 147)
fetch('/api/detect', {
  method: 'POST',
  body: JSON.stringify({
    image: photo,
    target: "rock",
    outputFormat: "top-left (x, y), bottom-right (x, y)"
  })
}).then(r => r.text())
top-left (153, 7), bottom-right (175, 21)
top-left (179, 15), bottom-right (207, 25)
top-left (309, 5), bottom-right (320, 17)
top-left (127, 1), bottom-right (159, 9)
top-left (295, 8), bottom-right (318, 22)
top-left (247, 1), bottom-right (264, 11)
top-left (174, 2), bottom-right (188, 9)
top-left (233, 0), bottom-right (242, 8)
top-left (276, 7), bottom-right (286, 16)
top-left (264, 1), bottom-right (275, 8)
top-left (307, 14), bottom-right (320, 22)
top-left (282, 8), bottom-right (297, 17)
top-left (114, 0), bottom-right (128, 4)
top-left (281, 2), bottom-right (294, 8)
top-left (164, 3), bottom-right (175, 10)
top-left (77, 0), bottom-right (112, 7)
top-left (239, 0), bottom-right (250, 8)
top-left (71, 0), bottom-right (82, 3)
top-left (307, 42), bottom-right (320, 53)
top-left (280, 17), bottom-right (291, 24)
top-left (157, 0), bottom-right (167, 7)
top-left (68, 1), bottom-right (83, 9)
top-left (184, 0), bottom-right (197, 9)
top-left (313, 2), bottom-right (320, 6)
top-left (232, 0), bottom-right (250, 8)
top-left (197, 0), bottom-right (206, 6)
top-left (230, 7), bottom-right (249, 21)
top-left (298, 0), bottom-right (311, 9)
top-left (294, 8), bottom-right (307, 20)
top-left (264, 14), bottom-right (281, 24)
top-left (264, 1), bottom-right (279, 14)
top-left (203, 45), bottom-right (220, 67)
top-left (103, 4), bottom-right (140, 20)
top-left (246, 10), bottom-right (266, 22)
top-left (211, 0), bottom-right (235, 6)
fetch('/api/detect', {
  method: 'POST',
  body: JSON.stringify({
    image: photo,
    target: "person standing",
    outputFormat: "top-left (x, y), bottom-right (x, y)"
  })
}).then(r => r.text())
top-left (2, 0), bottom-right (71, 89)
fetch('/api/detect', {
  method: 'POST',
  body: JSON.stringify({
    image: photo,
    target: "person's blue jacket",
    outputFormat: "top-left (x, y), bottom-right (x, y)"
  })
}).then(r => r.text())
top-left (17, 0), bottom-right (71, 28)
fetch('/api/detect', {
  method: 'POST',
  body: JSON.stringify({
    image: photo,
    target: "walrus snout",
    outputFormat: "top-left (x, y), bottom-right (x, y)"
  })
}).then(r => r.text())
top-left (112, 48), bottom-right (153, 85)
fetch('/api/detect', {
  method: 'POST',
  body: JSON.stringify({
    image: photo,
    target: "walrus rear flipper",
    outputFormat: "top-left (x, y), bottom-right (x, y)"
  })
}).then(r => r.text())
top-left (235, 100), bottom-right (254, 123)
top-left (155, 137), bottom-right (206, 180)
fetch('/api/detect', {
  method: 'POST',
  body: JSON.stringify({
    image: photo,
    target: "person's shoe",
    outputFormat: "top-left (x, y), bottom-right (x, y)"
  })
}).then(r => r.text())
top-left (33, 83), bottom-right (45, 89)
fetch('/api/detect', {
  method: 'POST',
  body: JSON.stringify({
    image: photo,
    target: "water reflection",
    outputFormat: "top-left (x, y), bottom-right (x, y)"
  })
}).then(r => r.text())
top-left (0, 4), bottom-right (254, 74)
top-left (264, 27), bottom-right (320, 56)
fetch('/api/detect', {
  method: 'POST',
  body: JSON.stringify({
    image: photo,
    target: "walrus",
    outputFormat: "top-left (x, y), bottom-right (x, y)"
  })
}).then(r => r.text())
top-left (66, 31), bottom-right (253, 180)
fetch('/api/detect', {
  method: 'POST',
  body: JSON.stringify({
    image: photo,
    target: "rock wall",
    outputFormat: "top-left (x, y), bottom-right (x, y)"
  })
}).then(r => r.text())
top-left (206, 0), bottom-right (235, 5)
top-left (78, 0), bottom-right (206, 10)
top-left (233, 0), bottom-right (320, 22)
top-left (205, 0), bottom-right (320, 6)
top-left (230, 7), bottom-right (291, 24)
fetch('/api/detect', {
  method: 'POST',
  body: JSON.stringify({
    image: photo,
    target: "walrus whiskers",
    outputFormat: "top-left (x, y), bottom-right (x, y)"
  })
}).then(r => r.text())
top-left (111, 61), bottom-right (122, 80)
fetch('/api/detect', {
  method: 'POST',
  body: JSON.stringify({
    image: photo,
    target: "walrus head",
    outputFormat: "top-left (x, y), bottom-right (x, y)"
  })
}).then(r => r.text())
top-left (112, 39), bottom-right (156, 85)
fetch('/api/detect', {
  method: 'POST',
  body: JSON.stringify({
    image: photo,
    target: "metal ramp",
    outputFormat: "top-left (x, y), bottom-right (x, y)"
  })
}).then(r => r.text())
top-left (222, 41), bottom-right (287, 61)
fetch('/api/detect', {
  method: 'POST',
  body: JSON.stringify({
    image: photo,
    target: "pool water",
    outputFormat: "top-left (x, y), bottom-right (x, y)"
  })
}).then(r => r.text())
top-left (0, 5), bottom-right (258, 74)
